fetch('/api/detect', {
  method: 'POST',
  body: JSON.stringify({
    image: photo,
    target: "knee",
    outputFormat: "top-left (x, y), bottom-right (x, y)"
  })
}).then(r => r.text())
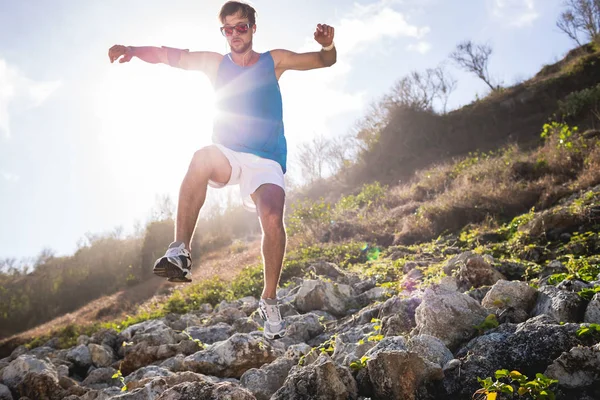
top-left (189, 147), bottom-right (215, 172)
top-left (260, 206), bottom-right (285, 233)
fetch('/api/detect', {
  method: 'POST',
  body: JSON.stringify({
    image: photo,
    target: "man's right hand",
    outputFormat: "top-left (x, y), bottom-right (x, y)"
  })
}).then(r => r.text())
top-left (108, 45), bottom-right (134, 63)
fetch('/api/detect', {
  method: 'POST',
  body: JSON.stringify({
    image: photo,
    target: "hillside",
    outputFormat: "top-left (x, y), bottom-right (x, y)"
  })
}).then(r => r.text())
top-left (1, 44), bottom-right (600, 399)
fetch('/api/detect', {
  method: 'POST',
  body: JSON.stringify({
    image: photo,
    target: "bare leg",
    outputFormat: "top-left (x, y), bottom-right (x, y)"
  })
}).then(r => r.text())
top-left (252, 184), bottom-right (286, 300)
top-left (175, 146), bottom-right (232, 250)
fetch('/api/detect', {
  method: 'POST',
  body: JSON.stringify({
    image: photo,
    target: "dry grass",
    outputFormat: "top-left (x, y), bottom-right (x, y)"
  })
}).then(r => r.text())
top-left (391, 134), bottom-right (600, 244)
top-left (0, 240), bottom-right (262, 349)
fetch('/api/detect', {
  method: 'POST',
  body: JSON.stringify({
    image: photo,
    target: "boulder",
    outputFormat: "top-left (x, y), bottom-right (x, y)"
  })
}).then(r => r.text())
top-left (1, 355), bottom-right (57, 390)
top-left (531, 285), bottom-right (586, 322)
top-left (294, 280), bottom-right (357, 317)
top-left (413, 286), bottom-right (488, 350)
top-left (367, 351), bottom-right (443, 400)
top-left (155, 380), bottom-right (256, 400)
top-left (584, 293), bottom-right (600, 323)
top-left (545, 343), bottom-right (600, 388)
top-left (184, 323), bottom-right (234, 345)
top-left (240, 357), bottom-right (296, 400)
top-left (271, 355), bottom-right (357, 400)
top-left (482, 280), bottom-right (538, 322)
top-left (183, 333), bottom-right (278, 378)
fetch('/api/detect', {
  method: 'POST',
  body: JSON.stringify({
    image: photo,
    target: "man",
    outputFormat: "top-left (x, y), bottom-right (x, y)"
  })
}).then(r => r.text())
top-left (108, 1), bottom-right (336, 339)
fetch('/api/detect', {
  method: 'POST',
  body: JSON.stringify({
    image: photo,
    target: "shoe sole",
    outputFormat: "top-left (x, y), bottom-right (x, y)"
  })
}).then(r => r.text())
top-left (263, 330), bottom-right (285, 340)
top-left (153, 258), bottom-right (192, 283)
top-left (258, 308), bottom-right (285, 340)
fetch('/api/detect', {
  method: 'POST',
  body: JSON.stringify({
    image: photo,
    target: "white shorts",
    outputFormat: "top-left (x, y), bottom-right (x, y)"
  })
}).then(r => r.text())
top-left (208, 144), bottom-right (285, 211)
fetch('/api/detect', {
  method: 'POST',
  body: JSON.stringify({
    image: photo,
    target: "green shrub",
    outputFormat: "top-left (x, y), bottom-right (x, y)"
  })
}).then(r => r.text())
top-left (558, 84), bottom-right (600, 119)
top-left (287, 198), bottom-right (332, 239)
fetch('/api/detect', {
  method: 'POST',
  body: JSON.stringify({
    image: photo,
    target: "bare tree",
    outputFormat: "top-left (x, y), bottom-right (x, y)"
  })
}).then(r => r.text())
top-left (384, 66), bottom-right (458, 114)
top-left (297, 135), bottom-right (331, 183)
top-left (432, 65), bottom-right (458, 113)
top-left (450, 40), bottom-right (498, 92)
top-left (557, 0), bottom-right (600, 46)
top-left (326, 134), bottom-right (358, 176)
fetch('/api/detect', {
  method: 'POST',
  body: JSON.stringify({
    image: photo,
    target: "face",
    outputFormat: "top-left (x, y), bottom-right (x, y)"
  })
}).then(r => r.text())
top-left (222, 12), bottom-right (255, 54)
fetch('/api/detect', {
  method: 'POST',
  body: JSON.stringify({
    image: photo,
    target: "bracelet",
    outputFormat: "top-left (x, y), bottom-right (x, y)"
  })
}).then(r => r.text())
top-left (322, 41), bottom-right (335, 51)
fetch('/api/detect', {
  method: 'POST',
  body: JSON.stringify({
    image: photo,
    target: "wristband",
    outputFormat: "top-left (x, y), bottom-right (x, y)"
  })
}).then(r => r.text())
top-left (322, 42), bottom-right (335, 51)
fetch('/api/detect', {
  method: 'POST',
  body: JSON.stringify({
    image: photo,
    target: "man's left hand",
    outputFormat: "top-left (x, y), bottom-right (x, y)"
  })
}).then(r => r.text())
top-left (314, 24), bottom-right (334, 47)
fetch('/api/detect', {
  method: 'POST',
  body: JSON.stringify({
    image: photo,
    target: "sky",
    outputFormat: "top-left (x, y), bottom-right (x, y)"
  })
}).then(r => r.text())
top-left (0, 0), bottom-right (575, 261)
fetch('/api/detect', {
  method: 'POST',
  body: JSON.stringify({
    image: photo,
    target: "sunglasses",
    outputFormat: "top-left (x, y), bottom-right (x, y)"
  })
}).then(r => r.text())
top-left (220, 23), bottom-right (251, 36)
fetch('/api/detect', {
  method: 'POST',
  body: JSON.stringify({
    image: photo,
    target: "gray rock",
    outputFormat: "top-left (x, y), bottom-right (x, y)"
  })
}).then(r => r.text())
top-left (206, 308), bottom-right (248, 325)
top-left (110, 377), bottom-right (168, 400)
top-left (0, 384), bottom-right (12, 400)
top-left (442, 315), bottom-right (583, 398)
top-left (66, 344), bottom-right (93, 369)
top-left (294, 280), bottom-right (357, 317)
top-left (183, 333), bottom-right (278, 378)
top-left (124, 366), bottom-right (175, 384)
top-left (355, 287), bottom-right (391, 308)
top-left (159, 354), bottom-right (186, 373)
top-left (281, 313), bottom-right (324, 344)
top-left (240, 357), bottom-right (296, 400)
top-left (9, 346), bottom-right (28, 361)
top-left (545, 344), bottom-right (600, 388)
top-left (77, 335), bottom-right (91, 346)
top-left (1, 354), bottom-right (57, 389)
top-left (16, 371), bottom-right (64, 400)
top-left (155, 380), bottom-right (255, 400)
top-left (584, 293), bottom-right (600, 323)
top-left (90, 329), bottom-right (119, 350)
top-left (444, 252), bottom-right (505, 290)
top-left (271, 355), bottom-right (357, 400)
top-left (531, 285), bottom-right (586, 322)
top-left (414, 286), bottom-right (488, 350)
top-left (540, 260), bottom-right (568, 278)
top-left (165, 313), bottom-right (204, 332)
top-left (57, 364), bottom-right (69, 379)
top-left (482, 280), bottom-right (538, 322)
top-left (407, 335), bottom-right (454, 367)
top-left (185, 323), bottom-right (234, 345)
top-left (88, 344), bottom-right (114, 368)
top-left (364, 336), bottom-right (407, 357)
top-left (27, 346), bottom-right (55, 360)
top-left (81, 367), bottom-right (119, 389)
top-left (367, 351), bottom-right (443, 399)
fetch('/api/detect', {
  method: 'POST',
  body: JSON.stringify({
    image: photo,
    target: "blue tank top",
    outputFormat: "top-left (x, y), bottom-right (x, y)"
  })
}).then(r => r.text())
top-left (213, 51), bottom-right (287, 173)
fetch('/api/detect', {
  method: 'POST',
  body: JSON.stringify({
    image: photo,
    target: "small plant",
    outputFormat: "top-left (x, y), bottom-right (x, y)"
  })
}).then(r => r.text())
top-left (181, 330), bottom-right (206, 349)
top-left (358, 318), bottom-right (384, 344)
top-left (349, 355), bottom-right (370, 371)
top-left (298, 335), bottom-right (337, 366)
top-left (287, 198), bottom-right (332, 238)
top-left (577, 323), bottom-right (600, 338)
top-left (474, 314), bottom-right (499, 335)
top-left (112, 365), bottom-right (128, 392)
top-left (578, 285), bottom-right (600, 301)
top-left (474, 369), bottom-right (558, 400)
top-left (540, 121), bottom-right (581, 151)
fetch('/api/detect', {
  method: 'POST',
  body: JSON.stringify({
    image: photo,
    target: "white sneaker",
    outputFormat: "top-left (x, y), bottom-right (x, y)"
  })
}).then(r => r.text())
top-left (258, 298), bottom-right (286, 339)
top-left (153, 242), bottom-right (192, 283)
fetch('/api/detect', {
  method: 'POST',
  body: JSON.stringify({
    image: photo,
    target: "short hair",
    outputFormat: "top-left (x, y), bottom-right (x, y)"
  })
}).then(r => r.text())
top-left (219, 1), bottom-right (257, 25)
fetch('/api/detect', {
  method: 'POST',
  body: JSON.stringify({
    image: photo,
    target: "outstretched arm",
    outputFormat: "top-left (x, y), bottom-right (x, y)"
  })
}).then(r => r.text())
top-left (272, 24), bottom-right (336, 75)
top-left (108, 45), bottom-right (223, 82)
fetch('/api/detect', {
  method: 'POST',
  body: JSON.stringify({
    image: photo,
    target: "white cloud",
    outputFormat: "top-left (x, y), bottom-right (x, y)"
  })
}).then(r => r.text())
top-left (282, 0), bottom-right (430, 151)
top-left (0, 59), bottom-right (61, 138)
top-left (407, 41), bottom-right (432, 54)
top-left (490, 0), bottom-right (539, 27)
top-left (1, 170), bottom-right (19, 182)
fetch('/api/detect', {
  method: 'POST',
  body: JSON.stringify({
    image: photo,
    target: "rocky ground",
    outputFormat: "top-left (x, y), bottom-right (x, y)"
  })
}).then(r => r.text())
top-left (1, 187), bottom-right (600, 400)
